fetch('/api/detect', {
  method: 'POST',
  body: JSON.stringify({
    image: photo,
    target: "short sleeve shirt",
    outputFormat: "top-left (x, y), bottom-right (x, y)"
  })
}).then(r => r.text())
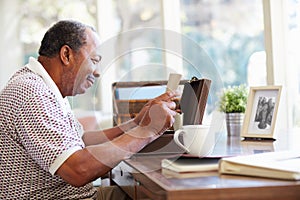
top-left (0, 58), bottom-right (96, 199)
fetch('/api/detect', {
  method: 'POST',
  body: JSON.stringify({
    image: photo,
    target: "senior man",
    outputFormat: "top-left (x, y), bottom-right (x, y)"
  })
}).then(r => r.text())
top-left (0, 20), bottom-right (179, 200)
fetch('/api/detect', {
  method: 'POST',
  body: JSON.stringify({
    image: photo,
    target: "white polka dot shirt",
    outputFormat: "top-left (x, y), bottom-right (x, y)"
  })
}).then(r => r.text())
top-left (0, 58), bottom-right (96, 199)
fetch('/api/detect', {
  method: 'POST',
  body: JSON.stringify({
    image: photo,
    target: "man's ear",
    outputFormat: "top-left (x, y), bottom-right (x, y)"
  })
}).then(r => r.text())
top-left (60, 45), bottom-right (72, 66)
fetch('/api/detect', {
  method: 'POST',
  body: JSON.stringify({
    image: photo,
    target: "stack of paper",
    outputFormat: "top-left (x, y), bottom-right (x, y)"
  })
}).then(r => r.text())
top-left (219, 150), bottom-right (300, 180)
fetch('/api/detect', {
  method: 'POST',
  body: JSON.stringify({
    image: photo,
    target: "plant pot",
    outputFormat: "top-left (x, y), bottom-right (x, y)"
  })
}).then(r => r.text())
top-left (225, 113), bottom-right (244, 137)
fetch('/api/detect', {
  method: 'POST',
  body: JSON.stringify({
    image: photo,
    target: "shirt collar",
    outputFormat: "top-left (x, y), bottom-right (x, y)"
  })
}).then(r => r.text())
top-left (26, 57), bottom-right (71, 113)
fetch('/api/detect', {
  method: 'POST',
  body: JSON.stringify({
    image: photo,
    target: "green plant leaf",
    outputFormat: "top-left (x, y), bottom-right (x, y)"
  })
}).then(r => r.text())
top-left (218, 84), bottom-right (248, 113)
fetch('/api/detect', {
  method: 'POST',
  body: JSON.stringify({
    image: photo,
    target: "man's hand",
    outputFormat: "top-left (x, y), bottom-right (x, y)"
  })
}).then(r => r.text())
top-left (134, 90), bottom-right (180, 135)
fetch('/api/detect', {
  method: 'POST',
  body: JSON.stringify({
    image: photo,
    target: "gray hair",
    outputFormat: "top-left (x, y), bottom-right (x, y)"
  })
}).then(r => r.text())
top-left (38, 20), bottom-right (93, 57)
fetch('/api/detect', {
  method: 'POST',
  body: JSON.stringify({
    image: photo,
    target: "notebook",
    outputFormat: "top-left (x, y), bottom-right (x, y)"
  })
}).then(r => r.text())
top-left (219, 150), bottom-right (300, 180)
top-left (161, 156), bottom-right (220, 173)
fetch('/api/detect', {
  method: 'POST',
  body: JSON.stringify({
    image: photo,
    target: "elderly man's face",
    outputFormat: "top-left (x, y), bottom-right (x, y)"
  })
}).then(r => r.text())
top-left (71, 29), bottom-right (101, 96)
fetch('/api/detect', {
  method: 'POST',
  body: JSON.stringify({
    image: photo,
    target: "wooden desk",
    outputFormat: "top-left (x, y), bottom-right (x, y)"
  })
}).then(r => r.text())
top-left (111, 132), bottom-right (300, 200)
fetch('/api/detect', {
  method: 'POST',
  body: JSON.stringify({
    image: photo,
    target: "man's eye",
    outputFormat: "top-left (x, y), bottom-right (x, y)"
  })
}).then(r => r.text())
top-left (91, 58), bottom-right (99, 65)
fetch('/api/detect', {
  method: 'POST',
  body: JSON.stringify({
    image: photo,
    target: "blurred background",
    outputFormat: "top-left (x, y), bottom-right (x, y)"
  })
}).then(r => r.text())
top-left (0, 0), bottom-right (299, 131)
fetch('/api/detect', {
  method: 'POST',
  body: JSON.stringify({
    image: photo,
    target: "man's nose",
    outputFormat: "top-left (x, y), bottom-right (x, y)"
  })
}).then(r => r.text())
top-left (93, 68), bottom-right (100, 78)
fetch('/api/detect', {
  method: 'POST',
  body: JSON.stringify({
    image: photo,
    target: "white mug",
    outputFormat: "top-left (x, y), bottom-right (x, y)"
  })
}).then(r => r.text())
top-left (173, 125), bottom-right (214, 157)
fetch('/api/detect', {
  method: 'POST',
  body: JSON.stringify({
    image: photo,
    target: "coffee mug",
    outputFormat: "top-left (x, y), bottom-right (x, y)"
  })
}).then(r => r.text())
top-left (173, 125), bottom-right (214, 157)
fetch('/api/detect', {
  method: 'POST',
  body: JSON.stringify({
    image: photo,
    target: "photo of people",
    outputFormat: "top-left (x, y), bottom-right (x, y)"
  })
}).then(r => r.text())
top-left (254, 96), bottom-right (275, 129)
top-left (242, 86), bottom-right (281, 139)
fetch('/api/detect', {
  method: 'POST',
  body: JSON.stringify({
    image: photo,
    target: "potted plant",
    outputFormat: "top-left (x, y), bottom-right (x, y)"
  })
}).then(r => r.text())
top-left (218, 84), bottom-right (248, 136)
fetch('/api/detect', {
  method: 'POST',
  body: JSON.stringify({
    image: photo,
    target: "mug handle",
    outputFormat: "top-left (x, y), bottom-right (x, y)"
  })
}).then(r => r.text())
top-left (173, 130), bottom-right (190, 153)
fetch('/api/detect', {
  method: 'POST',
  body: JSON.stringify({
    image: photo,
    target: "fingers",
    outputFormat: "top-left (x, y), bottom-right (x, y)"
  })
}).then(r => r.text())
top-left (135, 90), bottom-right (180, 126)
top-left (153, 91), bottom-right (180, 110)
top-left (138, 99), bottom-right (177, 135)
top-left (146, 103), bottom-right (174, 134)
top-left (147, 101), bottom-right (177, 118)
top-left (154, 90), bottom-right (181, 102)
top-left (148, 100), bottom-right (179, 120)
top-left (163, 101), bottom-right (177, 112)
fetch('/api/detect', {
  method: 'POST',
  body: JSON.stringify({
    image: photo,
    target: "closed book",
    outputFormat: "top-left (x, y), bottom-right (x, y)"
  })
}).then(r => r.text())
top-left (219, 150), bottom-right (300, 180)
top-left (161, 156), bottom-right (220, 173)
top-left (162, 168), bottom-right (218, 179)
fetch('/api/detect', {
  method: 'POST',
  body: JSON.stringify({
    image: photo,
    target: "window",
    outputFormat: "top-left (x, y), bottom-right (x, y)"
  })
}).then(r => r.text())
top-left (19, 0), bottom-right (98, 111)
top-left (1, 0), bottom-right (298, 130)
top-left (179, 0), bottom-right (265, 116)
top-left (20, 0), bottom-right (97, 61)
top-left (96, 0), bottom-right (167, 114)
top-left (180, 0), bottom-right (265, 87)
top-left (106, 0), bottom-right (165, 81)
top-left (286, 0), bottom-right (300, 128)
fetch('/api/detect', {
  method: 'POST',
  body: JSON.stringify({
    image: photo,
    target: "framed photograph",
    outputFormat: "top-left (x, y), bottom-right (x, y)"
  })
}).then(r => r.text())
top-left (241, 86), bottom-right (282, 140)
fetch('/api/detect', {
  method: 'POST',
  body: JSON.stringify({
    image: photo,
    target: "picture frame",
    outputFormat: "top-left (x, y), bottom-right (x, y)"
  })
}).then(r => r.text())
top-left (241, 140), bottom-right (274, 154)
top-left (241, 86), bottom-right (282, 140)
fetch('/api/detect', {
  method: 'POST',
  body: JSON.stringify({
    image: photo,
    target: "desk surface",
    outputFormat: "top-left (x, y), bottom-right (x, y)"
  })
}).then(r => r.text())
top-left (111, 132), bottom-right (300, 200)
